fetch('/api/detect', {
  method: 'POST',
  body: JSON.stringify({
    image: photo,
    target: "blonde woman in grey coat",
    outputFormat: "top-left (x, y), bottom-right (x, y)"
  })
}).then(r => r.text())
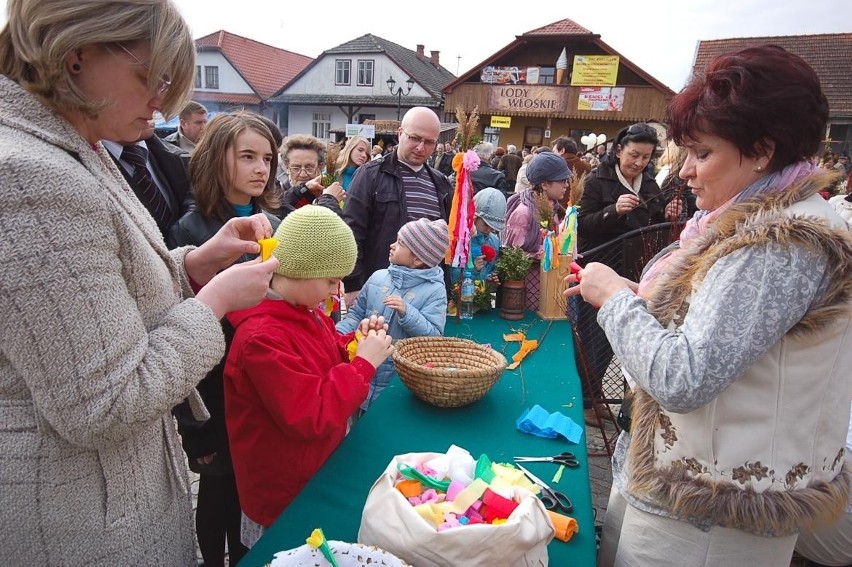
top-left (0, 0), bottom-right (279, 564)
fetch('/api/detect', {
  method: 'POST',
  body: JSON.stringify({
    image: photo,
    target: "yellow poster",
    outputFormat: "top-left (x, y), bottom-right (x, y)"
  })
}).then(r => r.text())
top-left (571, 55), bottom-right (619, 87)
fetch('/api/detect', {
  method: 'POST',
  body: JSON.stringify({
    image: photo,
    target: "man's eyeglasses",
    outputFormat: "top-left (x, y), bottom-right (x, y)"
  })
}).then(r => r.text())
top-left (402, 129), bottom-right (438, 148)
top-left (288, 164), bottom-right (318, 176)
top-left (108, 43), bottom-right (171, 97)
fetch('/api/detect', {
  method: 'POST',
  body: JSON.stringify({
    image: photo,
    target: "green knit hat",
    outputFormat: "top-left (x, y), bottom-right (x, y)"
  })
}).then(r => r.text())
top-left (272, 205), bottom-right (357, 279)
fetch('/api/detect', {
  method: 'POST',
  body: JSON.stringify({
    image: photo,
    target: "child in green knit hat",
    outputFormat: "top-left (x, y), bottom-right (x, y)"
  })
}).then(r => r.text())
top-left (223, 205), bottom-right (393, 546)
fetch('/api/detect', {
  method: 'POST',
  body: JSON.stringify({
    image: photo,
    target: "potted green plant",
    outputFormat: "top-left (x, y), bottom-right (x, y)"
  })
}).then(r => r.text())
top-left (495, 246), bottom-right (534, 320)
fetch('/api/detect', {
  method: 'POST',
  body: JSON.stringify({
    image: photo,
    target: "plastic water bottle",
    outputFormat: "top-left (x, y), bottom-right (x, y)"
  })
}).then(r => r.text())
top-left (460, 270), bottom-right (475, 320)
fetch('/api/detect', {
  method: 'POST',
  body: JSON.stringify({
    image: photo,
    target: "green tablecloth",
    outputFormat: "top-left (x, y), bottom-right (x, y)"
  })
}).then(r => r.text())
top-left (239, 311), bottom-right (596, 566)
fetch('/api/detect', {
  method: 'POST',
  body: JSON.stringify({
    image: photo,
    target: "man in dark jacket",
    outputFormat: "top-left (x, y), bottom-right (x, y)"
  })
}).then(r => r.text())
top-left (433, 142), bottom-right (455, 177)
top-left (102, 121), bottom-right (195, 241)
top-left (342, 107), bottom-right (451, 305)
top-left (497, 144), bottom-right (523, 189)
top-left (471, 141), bottom-right (509, 197)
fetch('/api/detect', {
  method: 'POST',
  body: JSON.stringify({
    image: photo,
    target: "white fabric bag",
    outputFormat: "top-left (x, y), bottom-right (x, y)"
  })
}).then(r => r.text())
top-left (358, 452), bottom-right (554, 566)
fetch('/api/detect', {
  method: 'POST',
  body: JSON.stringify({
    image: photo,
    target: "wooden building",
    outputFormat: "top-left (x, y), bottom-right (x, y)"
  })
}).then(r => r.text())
top-left (442, 18), bottom-right (675, 151)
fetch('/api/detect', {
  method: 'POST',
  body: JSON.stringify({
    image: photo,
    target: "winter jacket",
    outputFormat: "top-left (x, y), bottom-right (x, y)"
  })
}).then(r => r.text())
top-left (337, 264), bottom-right (447, 339)
top-left (224, 299), bottom-right (374, 526)
top-left (0, 74), bottom-right (223, 565)
top-left (471, 162), bottom-right (509, 197)
top-left (337, 264), bottom-right (447, 409)
top-left (606, 174), bottom-right (852, 537)
top-left (342, 151), bottom-right (451, 291)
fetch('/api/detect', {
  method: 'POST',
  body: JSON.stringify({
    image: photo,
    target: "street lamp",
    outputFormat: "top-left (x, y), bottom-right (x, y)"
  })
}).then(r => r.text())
top-left (386, 75), bottom-right (415, 120)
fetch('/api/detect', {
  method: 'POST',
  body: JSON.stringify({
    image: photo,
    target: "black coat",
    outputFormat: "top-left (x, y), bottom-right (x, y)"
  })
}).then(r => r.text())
top-left (110, 134), bottom-right (195, 241)
top-left (471, 163), bottom-right (509, 197)
top-left (342, 151), bottom-right (451, 291)
top-left (577, 162), bottom-right (668, 253)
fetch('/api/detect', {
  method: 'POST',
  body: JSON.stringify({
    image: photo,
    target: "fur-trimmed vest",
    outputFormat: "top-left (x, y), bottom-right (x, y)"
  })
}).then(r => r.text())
top-left (628, 173), bottom-right (852, 536)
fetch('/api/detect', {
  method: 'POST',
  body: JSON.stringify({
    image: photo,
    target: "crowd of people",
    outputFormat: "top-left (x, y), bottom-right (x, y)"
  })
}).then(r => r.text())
top-left (1, 1), bottom-right (849, 566)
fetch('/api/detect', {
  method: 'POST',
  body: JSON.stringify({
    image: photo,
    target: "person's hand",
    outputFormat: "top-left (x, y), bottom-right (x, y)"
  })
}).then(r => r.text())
top-left (664, 198), bottom-right (683, 222)
top-left (185, 213), bottom-right (273, 285)
top-left (383, 295), bottom-right (406, 316)
top-left (357, 314), bottom-right (388, 335)
top-left (615, 194), bottom-right (640, 216)
top-left (355, 329), bottom-right (394, 369)
top-left (195, 256), bottom-right (279, 319)
top-left (196, 452), bottom-right (217, 465)
top-left (322, 181), bottom-right (346, 202)
top-left (487, 273), bottom-right (500, 286)
top-left (473, 255), bottom-right (486, 272)
top-left (305, 175), bottom-right (326, 196)
top-left (568, 262), bottom-right (630, 307)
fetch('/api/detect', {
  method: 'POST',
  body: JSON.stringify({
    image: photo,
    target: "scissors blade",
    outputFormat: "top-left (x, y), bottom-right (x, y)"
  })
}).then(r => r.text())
top-left (514, 463), bottom-right (550, 490)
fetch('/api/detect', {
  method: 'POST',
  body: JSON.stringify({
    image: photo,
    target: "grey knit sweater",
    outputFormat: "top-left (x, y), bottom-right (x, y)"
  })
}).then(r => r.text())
top-left (0, 75), bottom-right (225, 564)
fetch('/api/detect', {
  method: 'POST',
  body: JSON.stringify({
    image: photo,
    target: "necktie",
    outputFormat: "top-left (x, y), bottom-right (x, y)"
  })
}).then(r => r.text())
top-left (121, 144), bottom-right (171, 230)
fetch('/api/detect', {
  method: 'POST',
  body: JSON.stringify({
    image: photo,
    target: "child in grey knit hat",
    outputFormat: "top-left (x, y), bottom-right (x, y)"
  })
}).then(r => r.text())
top-left (337, 218), bottom-right (450, 412)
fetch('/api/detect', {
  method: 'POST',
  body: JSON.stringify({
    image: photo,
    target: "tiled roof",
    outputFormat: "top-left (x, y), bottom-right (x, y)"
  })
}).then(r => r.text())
top-left (693, 33), bottom-right (852, 117)
top-left (319, 34), bottom-right (457, 97)
top-left (195, 30), bottom-right (312, 99)
top-left (521, 18), bottom-right (594, 37)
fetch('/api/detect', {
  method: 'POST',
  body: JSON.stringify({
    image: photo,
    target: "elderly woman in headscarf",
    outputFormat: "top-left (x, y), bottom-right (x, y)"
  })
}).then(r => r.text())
top-left (0, 0), bottom-right (278, 563)
top-left (567, 45), bottom-right (852, 567)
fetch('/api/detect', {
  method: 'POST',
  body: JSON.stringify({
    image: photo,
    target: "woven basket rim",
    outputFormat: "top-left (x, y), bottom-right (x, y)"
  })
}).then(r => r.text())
top-left (391, 336), bottom-right (507, 407)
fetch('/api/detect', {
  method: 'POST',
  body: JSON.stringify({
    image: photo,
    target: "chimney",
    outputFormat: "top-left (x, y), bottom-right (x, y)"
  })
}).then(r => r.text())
top-left (416, 44), bottom-right (425, 59)
top-left (430, 50), bottom-right (440, 66)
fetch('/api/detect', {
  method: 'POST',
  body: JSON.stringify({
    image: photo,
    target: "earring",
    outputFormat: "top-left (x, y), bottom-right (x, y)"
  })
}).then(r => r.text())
top-left (72, 63), bottom-right (81, 72)
top-left (756, 165), bottom-right (763, 172)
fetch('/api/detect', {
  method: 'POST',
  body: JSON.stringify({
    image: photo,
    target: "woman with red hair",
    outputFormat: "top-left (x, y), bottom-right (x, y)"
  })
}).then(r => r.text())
top-left (567, 45), bottom-right (852, 566)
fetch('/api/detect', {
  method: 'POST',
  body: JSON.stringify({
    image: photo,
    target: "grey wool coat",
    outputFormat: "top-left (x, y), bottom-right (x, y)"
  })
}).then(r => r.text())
top-left (0, 75), bottom-right (225, 564)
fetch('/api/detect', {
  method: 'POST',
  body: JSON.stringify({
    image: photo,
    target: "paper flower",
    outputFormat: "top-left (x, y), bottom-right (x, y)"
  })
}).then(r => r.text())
top-left (346, 330), bottom-right (365, 362)
top-left (306, 529), bottom-right (339, 567)
top-left (481, 245), bottom-right (496, 263)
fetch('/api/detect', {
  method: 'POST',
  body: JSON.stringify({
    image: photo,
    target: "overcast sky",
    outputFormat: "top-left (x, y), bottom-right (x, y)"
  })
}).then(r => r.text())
top-left (1, 0), bottom-right (847, 91)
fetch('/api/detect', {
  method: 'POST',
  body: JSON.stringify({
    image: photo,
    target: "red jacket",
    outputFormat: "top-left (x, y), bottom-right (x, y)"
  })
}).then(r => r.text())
top-left (224, 299), bottom-right (375, 526)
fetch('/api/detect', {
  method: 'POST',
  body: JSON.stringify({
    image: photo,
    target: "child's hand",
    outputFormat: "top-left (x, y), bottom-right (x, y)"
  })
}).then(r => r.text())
top-left (383, 295), bottom-right (406, 316)
top-left (356, 329), bottom-right (394, 368)
top-left (357, 314), bottom-right (388, 335)
top-left (487, 273), bottom-right (500, 285)
top-left (473, 255), bottom-right (486, 272)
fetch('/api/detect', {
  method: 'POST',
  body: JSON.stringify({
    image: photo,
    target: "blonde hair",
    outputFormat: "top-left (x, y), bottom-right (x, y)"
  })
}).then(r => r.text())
top-left (189, 111), bottom-right (281, 223)
top-left (334, 136), bottom-right (370, 178)
top-left (0, 0), bottom-right (194, 118)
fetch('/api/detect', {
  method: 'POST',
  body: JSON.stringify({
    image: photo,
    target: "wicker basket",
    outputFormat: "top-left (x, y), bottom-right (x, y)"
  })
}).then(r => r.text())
top-left (392, 336), bottom-right (508, 408)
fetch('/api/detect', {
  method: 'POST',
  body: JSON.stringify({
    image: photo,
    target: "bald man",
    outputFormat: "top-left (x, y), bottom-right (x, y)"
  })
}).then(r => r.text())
top-left (342, 107), bottom-right (452, 303)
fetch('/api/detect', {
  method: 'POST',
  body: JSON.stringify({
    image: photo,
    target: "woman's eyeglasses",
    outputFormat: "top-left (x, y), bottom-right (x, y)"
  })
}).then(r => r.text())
top-left (288, 164), bottom-right (318, 176)
top-left (107, 43), bottom-right (171, 97)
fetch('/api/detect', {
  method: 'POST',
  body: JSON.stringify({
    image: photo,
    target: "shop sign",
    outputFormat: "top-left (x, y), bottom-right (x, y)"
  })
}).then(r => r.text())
top-left (571, 55), bottom-right (620, 86)
top-left (488, 86), bottom-right (567, 113)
